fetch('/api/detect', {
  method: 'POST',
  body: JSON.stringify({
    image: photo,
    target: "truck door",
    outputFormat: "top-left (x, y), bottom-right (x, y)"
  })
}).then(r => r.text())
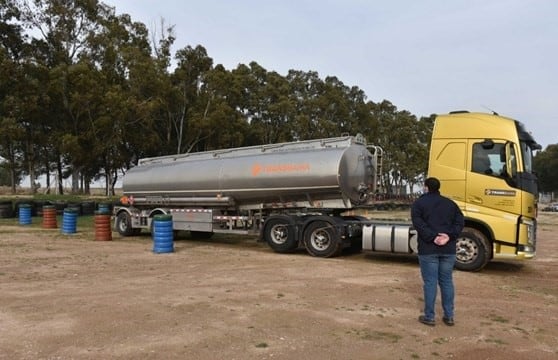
top-left (466, 140), bottom-right (521, 215)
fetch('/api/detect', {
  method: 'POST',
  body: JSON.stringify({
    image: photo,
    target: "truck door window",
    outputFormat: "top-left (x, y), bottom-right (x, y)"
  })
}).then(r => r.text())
top-left (472, 143), bottom-right (506, 176)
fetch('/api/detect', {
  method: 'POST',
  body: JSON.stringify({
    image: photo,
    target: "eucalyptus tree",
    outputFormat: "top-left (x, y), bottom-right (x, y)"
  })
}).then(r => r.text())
top-left (228, 62), bottom-right (268, 145)
top-left (20, 0), bottom-right (112, 193)
top-left (232, 61), bottom-right (288, 144)
top-left (284, 70), bottom-right (324, 140)
top-left (0, 0), bottom-right (30, 192)
top-left (87, 11), bottom-right (160, 194)
top-left (258, 70), bottom-right (294, 143)
top-left (199, 63), bottom-right (254, 150)
top-left (169, 44), bottom-right (214, 154)
top-left (285, 71), bottom-right (370, 141)
top-left (534, 144), bottom-right (558, 193)
top-left (368, 100), bottom-right (430, 195)
top-left (310, 75), bottom-right (353, 137)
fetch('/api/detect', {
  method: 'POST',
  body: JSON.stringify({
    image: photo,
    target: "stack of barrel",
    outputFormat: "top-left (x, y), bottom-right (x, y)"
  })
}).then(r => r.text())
top-left (94, 204), bottom-right (112, 241)
top-left (42, 205), bottom-right (57, 229)
top-left (152, 214), bottom-right (174, 253)
top-left (61, 208), bottom-right (78, 234)
top-left (18, 204), bottom-right (32, 225)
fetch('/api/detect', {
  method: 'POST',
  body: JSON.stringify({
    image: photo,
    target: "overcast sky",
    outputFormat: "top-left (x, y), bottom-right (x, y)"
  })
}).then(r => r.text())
top-left (113, 0), bottom-right (556, 149)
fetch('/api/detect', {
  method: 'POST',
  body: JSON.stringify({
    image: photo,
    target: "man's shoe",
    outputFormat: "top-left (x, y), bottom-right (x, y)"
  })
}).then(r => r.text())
top-left (418, 315), bottom-right (435, 326)
top-left (443, 317), bottom-right (454, 326)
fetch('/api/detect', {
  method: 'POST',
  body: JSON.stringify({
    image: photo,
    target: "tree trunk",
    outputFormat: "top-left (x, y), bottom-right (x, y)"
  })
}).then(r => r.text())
top-left (45, 161), bottom-right (51, 194)
top-left (71, 168), bottom-right (79, 194)
top-left (57, 157), bottom-right (64, 195)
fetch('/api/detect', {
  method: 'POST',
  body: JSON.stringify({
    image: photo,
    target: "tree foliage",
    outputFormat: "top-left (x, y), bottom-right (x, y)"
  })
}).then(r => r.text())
top-left (0, 0), bottom-right (435, 195)
top-left (534, 145), bottom-right (558, 193)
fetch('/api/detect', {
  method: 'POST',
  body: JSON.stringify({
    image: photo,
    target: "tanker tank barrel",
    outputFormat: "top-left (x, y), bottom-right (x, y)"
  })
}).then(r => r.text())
top-left (123, 135), bottom-right (380, 210)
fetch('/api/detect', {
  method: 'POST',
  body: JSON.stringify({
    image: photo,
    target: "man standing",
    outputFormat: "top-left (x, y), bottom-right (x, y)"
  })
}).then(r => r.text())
top-left (411, 177), bottom-right (464, 327)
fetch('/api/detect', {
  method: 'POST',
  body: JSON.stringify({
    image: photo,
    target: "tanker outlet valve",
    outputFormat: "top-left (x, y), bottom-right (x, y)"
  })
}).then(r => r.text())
top-left (357, 184), bottom-right (369, 203)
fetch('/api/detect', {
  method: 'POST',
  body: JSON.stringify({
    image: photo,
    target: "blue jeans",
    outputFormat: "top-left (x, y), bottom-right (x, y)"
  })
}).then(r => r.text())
top-left (418, 254), bottom-right (456, 321)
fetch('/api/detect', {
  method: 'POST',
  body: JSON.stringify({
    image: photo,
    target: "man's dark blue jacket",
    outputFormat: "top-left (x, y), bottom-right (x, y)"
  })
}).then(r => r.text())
top-left (411, 190), bottom-right (465, 255)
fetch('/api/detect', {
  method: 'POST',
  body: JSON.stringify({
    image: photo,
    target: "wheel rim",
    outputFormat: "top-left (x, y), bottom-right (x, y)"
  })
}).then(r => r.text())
top-left (456, 237), bottom-right (478, 264)
top-left (310, 229), bottom-right (331, 251)
top-left (270, 224), bottom-right (288, 245)
top-left (118, 216), bottom-right (128, 233)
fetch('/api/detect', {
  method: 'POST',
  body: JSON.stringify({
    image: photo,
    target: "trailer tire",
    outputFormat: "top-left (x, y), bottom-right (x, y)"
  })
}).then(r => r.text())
top-left (116, 212), bottom-right (135, 236)
top-left (455, 227), bottom-right (491, 272)
top-left (264, 217), bottom-right (298, 253)
top-left (303, 220), bottom-right (343, 258)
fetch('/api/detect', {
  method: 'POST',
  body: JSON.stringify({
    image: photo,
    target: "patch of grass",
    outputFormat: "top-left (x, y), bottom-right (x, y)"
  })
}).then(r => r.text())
top-left (512, 326), bottom-right (529, 336)
top-left (433, 337), bottom-right (450, 345)
top-left (255, 342), bottom-right (268, 348)
top-left (0, 215), bottom-right (96, 230)
top-left (347, 328), bottom-right (402, 343)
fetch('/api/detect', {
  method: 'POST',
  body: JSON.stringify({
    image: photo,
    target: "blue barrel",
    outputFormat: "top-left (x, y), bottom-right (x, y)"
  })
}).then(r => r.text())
top-left (152, 214), bottom-right (174, 253)
top-left (18, 204), bottom-right (32, 225)
top-left (98, 203), bottom-right (111, 213)
top-left (61, 208), bottom-right (78, 234)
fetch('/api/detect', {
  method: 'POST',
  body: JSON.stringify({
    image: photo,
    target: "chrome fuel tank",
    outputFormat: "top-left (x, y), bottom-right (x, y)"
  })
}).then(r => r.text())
top-left (123, 135), bottom-right (378, 209)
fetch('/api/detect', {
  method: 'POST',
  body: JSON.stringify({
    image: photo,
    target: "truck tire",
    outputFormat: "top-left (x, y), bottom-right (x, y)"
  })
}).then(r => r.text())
top-left (303, 220), bottom-right (343, 258)
top-left (264, 216), bottom-right (298, 253)
top-left (116, 212), bottom-right (135, 236)
top-left (455, 227), bottom-right (491, 271)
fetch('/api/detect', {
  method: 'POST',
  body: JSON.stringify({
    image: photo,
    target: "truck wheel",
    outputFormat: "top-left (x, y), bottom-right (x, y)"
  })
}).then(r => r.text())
top-left (455, 227), bottom-right (491, 271)
top-left (116, 212), bottom-right (135, 236)
top-left (264, 217), bottom-right (298, 253)
top-left (303, 220), bottom-right (343, 258)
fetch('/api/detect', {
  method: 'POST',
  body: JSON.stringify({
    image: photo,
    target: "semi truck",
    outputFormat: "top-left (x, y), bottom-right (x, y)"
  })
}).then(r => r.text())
top-left (114, 111), bottom-right (540, 271)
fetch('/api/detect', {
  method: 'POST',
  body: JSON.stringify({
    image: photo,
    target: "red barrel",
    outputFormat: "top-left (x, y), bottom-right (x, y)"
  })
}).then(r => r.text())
top-left (94, 211), bottom-right (112, 241)
top-left (42, 205), bottom-right (58, 229)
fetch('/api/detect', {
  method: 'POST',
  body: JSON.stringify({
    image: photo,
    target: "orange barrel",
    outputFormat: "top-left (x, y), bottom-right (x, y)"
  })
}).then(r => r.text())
top-left (94, 210), bottom-right (112, 241)
top-left (42, 205), bottom-right (58, 229)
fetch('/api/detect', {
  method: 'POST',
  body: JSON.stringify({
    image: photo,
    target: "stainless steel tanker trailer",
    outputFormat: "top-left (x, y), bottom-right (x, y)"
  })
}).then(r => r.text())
top-left (114, 134), bottom-right (417, 258)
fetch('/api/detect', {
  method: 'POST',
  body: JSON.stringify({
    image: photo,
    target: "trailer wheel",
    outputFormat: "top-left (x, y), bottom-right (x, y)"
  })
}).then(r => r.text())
top-left (264, 217), bottom-right (298, 253)
top-left (304, 220), bottom-right (343, 258)
top-left (116, 212), bottom-right (135, 236)
top-left (455, 227), bottom-right (491, 272)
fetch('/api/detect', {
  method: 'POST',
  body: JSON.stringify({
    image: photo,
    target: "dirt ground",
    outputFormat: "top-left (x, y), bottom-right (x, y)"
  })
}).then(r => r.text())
top-left (1, 212), bottom-right (557, 360)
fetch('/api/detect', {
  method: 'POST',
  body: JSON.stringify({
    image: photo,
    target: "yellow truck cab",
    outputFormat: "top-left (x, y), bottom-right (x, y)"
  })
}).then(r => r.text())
top-left (428, 111), bottom-right (541, 271)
